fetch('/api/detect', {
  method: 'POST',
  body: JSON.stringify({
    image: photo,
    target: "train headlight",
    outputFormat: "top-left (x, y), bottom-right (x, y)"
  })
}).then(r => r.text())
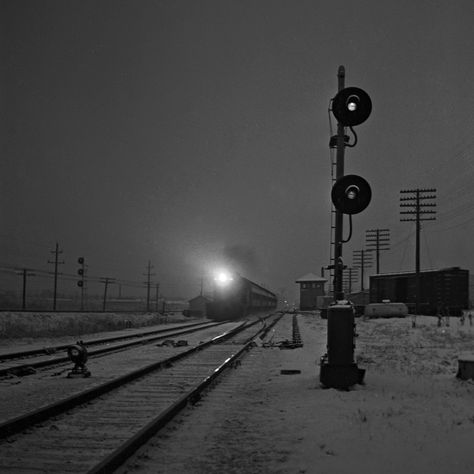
top-left (214, 270), bottom-right (234, 286)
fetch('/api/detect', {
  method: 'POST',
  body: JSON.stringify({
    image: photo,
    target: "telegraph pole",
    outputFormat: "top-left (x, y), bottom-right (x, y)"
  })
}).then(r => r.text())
top-left (48, 242), bottom-right (64, 311)
top-left (100, 277), bottom-right (115, 312)
top-left (155, 283), bottom-right (160, 312)
top-left (353, 249), bottom-right (373, 292)
top-left (400, 188), bottom-right (437, 314)
top-left (343, 267), bottom-right (358, 295)
top-left (144, 261), bottom-right (155, 312)
top-left (17, 268), bottom-right (35, 310)
top-left (365, 229), bottom-right (390, 274)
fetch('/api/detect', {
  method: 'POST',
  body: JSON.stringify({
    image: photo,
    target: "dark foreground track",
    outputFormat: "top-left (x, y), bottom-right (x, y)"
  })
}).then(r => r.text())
top-left (0, 313), bottom-right (282, 474)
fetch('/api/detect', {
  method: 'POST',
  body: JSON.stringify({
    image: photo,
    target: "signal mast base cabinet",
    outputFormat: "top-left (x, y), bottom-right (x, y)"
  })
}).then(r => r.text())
top-left (457, 355), bottom-right (474, 381)
top-left (319, 303), bottom-right (365, 389)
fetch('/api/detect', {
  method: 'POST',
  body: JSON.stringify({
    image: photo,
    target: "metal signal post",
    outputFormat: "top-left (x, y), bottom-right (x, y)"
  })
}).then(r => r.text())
top-left (333, 66), bottom-right (346, 301)
top-left (77, 257), bottom-right (86, 311)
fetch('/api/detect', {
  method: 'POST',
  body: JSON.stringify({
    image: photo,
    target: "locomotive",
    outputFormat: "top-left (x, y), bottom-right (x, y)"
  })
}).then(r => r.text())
top-left (206, 273), bottom-right (278, 321)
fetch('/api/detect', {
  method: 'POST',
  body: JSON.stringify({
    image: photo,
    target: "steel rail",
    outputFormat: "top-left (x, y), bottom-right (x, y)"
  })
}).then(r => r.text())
top-left (0, 319), bottom-right (255, 439)
top-left (0, 320), bottom-right (216, 361)
top-left (0, 321), bottom-right (224, 377)
top-left (87, 313), bottom-right (282, 474)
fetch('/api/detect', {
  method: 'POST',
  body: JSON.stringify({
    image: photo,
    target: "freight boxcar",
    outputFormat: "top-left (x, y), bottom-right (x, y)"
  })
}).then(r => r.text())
top-left (369, 267), bottom-right (469, 315)
top-left (207, 275), bottom-right (277, 321)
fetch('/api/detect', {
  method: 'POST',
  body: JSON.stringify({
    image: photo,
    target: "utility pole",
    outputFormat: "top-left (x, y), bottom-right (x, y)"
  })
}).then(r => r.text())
top-left (100, 277), bottom-right (115, 312)
top-left (143, 261), bottom-right (155, 312)
top-left (48, 242), bottom-right (64, 311)
top-left (400, 188), bottom-right (437, 314)
top-left (353, 249), bottom-right (373, 292)
top-left (17, 268), bottom-right (35, 310)
top-left (155, 283), bottom-right (160, 312)
top-left (365, 229), bottom-right (390, 274)
top-left (343, 267), bottom-right (358, 295)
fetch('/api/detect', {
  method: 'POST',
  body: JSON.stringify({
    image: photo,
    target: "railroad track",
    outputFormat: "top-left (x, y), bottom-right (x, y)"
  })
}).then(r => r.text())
top-left (0, 313), bottom-right (282, 473)
top-left (0, 320), bottom-right (222, 377)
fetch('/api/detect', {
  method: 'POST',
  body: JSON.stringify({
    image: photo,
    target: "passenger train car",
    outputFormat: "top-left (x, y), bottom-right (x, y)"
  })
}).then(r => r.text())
top-left (207, 274), bottom-right (277, 321)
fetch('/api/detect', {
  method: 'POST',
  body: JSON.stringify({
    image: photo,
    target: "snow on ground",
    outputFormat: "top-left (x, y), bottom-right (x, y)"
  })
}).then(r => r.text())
top-left (1, 311), bottom-right (473, 473)
top-left (119, 313), bottom-right (474, 474)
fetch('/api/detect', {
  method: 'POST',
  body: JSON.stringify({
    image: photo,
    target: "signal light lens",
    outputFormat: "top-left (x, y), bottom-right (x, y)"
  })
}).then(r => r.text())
top-left (346, 185), bottom-right (359, 200)
top-left (346, 95), bottom-right (359, 112)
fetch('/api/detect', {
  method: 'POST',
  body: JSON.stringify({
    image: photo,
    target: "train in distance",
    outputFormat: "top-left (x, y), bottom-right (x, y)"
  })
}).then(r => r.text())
top-left (206, 271), bottom-right (278, 321)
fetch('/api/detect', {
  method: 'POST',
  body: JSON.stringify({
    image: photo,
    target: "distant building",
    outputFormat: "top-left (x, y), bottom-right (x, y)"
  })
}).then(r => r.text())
top-left (188, 295), bottom-right (212, 318)
top-left (295, 273), bottom-right (327, 310)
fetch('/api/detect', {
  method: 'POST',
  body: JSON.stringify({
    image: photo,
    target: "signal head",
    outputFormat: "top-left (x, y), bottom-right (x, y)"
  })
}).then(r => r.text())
top-left (331, 175), bottom-right (372, 214)
top-left (332, 87), bottom-right (372, 126)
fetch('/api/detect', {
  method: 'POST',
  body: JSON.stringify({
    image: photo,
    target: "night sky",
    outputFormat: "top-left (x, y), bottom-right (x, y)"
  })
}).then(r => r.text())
top-left (1, 0), bottom-right (473, 303)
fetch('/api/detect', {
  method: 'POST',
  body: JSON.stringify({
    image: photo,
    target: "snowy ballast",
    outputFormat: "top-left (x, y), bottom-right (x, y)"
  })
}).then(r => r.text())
top-left (457, 354), bottom-right (474, 381)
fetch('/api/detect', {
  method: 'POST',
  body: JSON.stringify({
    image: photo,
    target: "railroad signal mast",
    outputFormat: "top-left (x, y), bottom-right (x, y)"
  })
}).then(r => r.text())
top-left (329, 70), bottom-right (372, 300)
top-left (320, 66), bottom-right (372, 390)
top-left (77, 257), bottom-right (86, 311)
top-left (400, 188), bottom-right (437, 314)
top-left (365, 228), bottom-right (390, 274)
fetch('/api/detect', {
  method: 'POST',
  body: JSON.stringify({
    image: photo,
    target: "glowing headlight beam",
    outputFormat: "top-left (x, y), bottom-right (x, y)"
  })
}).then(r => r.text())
top-left (214, 270), bottom-right (234, 286)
